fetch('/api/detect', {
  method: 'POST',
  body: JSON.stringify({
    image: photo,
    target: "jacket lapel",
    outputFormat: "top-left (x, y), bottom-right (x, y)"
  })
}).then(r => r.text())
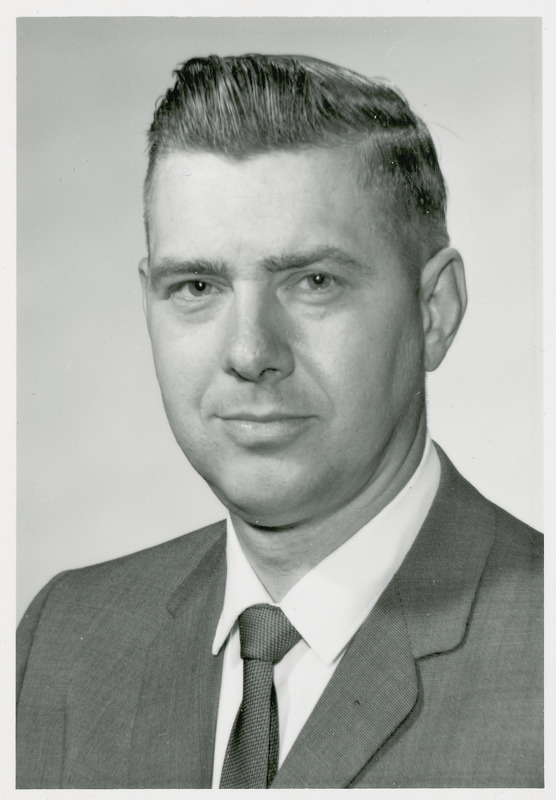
top-left (272, 578), bottom-right (418, 789)
top-left (396, 446), bottom-right (496, 659)
top-left (127, 528), bottom-right (227, 788)
top-left (274, 447), bottom-right (496, 788)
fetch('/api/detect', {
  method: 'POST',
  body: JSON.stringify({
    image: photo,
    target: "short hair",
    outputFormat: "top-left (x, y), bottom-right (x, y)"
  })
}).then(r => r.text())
top-left (144, 54), bottom-right (449, 279)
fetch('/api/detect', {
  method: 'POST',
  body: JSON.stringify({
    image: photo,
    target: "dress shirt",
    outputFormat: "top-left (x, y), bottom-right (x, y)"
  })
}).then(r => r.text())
top-left (211, 435), bottom-right (441, 787)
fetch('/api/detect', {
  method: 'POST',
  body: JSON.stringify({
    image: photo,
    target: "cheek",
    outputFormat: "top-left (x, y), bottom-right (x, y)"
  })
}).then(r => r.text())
top-left (314, 308), bottom-right (423, 418)
top-left (150, 325), bottom-right (214, 414)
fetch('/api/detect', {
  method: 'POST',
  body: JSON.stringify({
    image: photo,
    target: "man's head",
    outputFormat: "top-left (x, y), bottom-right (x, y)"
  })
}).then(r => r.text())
top-left (144, 54), bottom-right (449, 283)
top-left (140, 55), bottom-right (466, 529)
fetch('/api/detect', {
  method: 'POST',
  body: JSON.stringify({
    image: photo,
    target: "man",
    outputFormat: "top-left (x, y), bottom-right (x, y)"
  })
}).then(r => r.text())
top-left (16, 54), bottom-right (542, 789)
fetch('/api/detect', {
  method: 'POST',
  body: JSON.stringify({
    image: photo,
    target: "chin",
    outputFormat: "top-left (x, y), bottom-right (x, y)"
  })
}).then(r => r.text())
top-left (207, 478), bottom-right (314, 528)
top-left (221, 494), bottom-right (300, 528)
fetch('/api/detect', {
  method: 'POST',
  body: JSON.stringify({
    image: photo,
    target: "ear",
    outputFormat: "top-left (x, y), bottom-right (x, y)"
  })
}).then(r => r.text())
top-left (420, 247), bottom-right (467, 372)
top-left (138, 258), bottom-right (149, 317)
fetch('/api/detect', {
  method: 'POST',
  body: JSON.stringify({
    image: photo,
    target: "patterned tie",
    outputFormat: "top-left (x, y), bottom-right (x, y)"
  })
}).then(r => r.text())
top-left (219, 603), bottom-right (302, 788)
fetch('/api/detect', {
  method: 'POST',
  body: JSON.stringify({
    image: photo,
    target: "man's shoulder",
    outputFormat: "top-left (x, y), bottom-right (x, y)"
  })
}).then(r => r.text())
top-left (435, 443), bottom-right (543, 572)
top-left (21, 520), bottom-right (227, 629)
top-left (72, 518), bottom-right (225, 580)
top-left (16, 520), bottom-right (229, 749)
top-left (489, 500), bottom-right (543, 562)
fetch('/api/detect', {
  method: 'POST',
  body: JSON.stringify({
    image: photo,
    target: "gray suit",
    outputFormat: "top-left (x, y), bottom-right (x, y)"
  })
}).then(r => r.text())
top-left (17, 448), bottom-right (543, 788)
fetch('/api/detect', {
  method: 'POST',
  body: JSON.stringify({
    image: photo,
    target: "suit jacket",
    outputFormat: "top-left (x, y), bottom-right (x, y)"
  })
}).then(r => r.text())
top-left (16, 448), bottom-right (543, 788)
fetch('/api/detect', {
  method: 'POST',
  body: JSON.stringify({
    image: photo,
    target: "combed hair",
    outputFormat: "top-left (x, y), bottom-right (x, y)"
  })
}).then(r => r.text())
top-left (144, 54), bottom-right (449, 277)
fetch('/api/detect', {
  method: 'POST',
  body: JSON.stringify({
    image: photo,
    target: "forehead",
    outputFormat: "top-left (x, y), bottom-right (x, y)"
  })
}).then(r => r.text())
top-left (145, 148), bottom-right (397, 267)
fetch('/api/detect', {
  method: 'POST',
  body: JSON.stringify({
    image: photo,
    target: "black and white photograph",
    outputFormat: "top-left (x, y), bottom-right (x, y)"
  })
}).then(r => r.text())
top-left (10, 6), bottom-right (547, 792)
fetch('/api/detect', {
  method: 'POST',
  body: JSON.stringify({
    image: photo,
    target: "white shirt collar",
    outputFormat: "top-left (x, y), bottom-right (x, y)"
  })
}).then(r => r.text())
top-left (213, 435), bottom-right (440, 665)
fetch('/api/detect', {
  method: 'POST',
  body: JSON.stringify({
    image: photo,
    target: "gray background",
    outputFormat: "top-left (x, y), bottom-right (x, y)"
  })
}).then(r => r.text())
top-left (17, 16), bottom-right (542, 619)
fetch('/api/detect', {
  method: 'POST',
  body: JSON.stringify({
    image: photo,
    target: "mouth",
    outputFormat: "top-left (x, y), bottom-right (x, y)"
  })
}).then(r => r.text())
top-left (220, 412), bottom-right (308, 423)
top-left (216, 412), bottom-right (314, 446)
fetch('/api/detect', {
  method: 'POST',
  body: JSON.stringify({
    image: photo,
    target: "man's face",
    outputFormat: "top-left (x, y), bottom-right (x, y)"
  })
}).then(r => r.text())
top-left (142, 148), bottom-right (427, 527)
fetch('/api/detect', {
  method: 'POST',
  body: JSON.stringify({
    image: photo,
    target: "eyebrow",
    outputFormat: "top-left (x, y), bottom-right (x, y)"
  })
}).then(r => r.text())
top-left (262, 246), bottom-right (367, 274)
top-left (148, 257), bottom-right (228, 288)
top-left (148, 246), bottom-right (367, 288)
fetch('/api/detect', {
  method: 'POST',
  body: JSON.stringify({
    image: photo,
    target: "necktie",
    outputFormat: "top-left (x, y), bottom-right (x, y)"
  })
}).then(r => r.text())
top-left (219, 603), bottom-right (301, 788)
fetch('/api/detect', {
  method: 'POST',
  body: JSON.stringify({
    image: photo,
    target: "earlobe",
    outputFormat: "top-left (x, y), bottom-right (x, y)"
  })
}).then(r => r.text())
top-left (420, 247), bottom-right (467, 372)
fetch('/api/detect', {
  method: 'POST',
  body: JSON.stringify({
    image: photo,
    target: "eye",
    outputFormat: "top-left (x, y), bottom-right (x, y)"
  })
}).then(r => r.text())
top-left (306, 273), bottom-right (331, 289)
top-left (283, 271), bottom-right (343, 305)
top-left (171, 279), bottom-right (217, 301)
top-left (297, 273), bottom-right (340, 293)
top-left (184, 280), bottom-right (211, 296)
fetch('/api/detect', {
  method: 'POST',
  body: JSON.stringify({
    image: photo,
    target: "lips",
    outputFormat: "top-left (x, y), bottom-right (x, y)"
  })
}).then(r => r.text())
top-left (216, 411), bottom-right (314, 446)
top-left (219, 412), bottom-right (308, 423)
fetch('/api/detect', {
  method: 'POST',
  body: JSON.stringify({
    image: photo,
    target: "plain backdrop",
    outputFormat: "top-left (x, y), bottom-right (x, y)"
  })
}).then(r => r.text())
top-left (17, 16), bottom-right (542, 619)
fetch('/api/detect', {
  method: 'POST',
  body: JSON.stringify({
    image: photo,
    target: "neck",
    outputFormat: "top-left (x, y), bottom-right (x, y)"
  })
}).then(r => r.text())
top-left (230, 415), bottom-right (428, 602)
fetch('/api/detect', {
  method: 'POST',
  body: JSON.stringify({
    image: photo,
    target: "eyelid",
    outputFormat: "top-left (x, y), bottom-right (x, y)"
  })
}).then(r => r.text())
top-left (167, 274), bottom-right (219, 291)
top-left (165, 277), bottom-right (223, 304)
top-left (293, 270), bottom-right (342, 287)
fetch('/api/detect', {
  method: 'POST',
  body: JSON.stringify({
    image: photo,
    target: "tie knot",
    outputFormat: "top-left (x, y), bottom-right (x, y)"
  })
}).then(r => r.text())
top-left (238, 604), bottom-right (301, 663)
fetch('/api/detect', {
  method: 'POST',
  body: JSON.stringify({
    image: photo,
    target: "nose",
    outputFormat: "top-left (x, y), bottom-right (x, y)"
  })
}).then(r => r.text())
top-left (223, 287), bottom-right (294, 383)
